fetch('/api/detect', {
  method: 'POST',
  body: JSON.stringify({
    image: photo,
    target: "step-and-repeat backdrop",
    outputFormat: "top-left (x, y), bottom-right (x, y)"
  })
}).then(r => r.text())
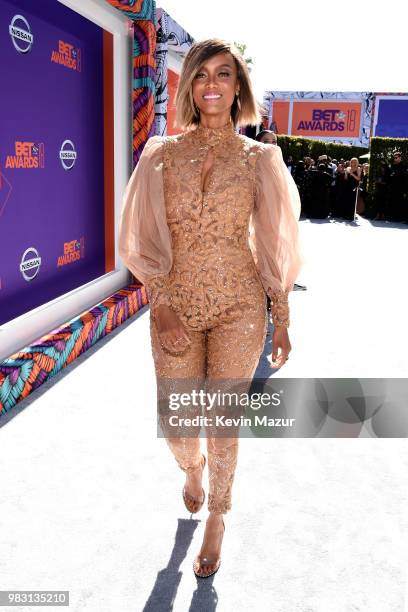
top-left (262, 91), bottom-right (408, 148)
top-left (0, 0), bottom-right (114, 326)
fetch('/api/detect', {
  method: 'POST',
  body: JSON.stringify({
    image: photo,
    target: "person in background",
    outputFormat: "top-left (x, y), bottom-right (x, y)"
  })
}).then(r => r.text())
top-left (317, 154), bottom-right (328, 170)
top-left (358, 162), bottom-right (369, 216)
top-left (328, 156), bottom-right (337, 177)
top-left (328, 158), bottom-right (338, 213)
top-left (285, 154), bottom-right (295, 176)
top-left (304, 156), bottom-right (313, 170)
top-left (302, 157), bottom-right (317, 217)
top-left (374, 160), bottom-right (389, 221)
top-left (293, 159), bottom-right (307, 213)
top-left (387, 151), bottom-right (408, 222)
top-left (308, 162), bottom-right (332, 218)
top-left (332, 161), bottom-right (347, 218)
top-left (256, 129), bottom-right (277, 145)
top-left (344, 157), bottom-right (361, 221)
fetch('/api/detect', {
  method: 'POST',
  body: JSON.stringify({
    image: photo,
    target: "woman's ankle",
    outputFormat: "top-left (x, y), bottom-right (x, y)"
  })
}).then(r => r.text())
top-left (207, 511), bottom-right (224, 521)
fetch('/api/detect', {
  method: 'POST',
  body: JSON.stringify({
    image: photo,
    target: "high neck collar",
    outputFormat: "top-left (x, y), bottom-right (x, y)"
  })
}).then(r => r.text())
top-left (190, 120), bottom-right (236, 146)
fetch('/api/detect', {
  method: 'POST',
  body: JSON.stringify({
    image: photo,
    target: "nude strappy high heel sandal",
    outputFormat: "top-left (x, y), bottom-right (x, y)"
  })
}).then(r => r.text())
top-left (182, 453), bottom-right (206, 514)
top-left (193, 517), bottom-right (225, 578)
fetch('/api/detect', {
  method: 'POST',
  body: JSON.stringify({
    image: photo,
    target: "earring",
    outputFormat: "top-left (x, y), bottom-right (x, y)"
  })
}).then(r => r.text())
top-left (235, 92), bottom-right (241, 112)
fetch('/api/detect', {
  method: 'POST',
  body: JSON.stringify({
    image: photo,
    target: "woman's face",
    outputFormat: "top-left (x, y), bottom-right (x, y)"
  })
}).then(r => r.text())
top-left (260, 133), bottom-right (277, 145)
top-left (191, 52), bottom-right (239, 121)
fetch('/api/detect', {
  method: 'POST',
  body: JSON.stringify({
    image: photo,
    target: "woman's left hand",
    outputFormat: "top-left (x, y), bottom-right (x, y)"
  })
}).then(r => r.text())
top-left (269, 326), bottom-right (292, 369)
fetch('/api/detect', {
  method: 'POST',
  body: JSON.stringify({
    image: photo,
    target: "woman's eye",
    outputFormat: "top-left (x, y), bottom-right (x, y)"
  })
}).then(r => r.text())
top-left (195, 71), bottom-right (231, 78)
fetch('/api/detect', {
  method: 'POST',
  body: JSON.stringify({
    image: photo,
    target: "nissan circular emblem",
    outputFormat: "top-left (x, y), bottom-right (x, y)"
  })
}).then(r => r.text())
top-left (20, 247), bottom-right (41, 281)
top-left (59, 140), bottom-right (77, 170)
top-left (9, 14), bottom-right (33, 54)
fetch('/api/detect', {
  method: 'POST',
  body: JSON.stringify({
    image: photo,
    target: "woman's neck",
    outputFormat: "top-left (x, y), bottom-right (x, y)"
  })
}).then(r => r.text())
top-left (198, 115), bottom-right (233, 129)
top-left (191, 119), bottom-right (236, 147)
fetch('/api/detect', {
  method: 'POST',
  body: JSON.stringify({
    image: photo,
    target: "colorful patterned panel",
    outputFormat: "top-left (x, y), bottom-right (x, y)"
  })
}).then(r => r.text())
top-left (0, 284), bottom-right (148, 417)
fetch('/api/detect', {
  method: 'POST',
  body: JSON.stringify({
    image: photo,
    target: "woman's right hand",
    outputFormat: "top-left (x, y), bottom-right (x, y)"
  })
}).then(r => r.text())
top-left (154, 304), bottom-right (191, 353)
top-left (269, 326), bottom-right (291, 369)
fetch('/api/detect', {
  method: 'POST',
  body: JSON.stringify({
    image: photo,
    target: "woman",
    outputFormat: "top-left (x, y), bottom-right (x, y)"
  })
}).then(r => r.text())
top-left (118, 39), bottom-right (303, 578)
top-left (285, 154), bottom-right (295, 176)
top-left (374, 160), bottom-right (389, 221)
top-left (308, 163), bottom-right (332, 219)
top-left (357, 162), bottom-right (369, 216)
top-left (332, 161), bottom-right (347, 218)
top-left (293, 159), bottom-right (307, 204)
top-left (256, 129), bottom-right (278, 145)
top-left (344, 157), bottom-right (362, 220)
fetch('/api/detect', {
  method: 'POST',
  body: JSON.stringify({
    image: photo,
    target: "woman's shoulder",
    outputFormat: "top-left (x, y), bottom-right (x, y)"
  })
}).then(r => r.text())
top-left (141, 133), bottom-right (185, 163)
top-left (242, 137), bottom-right (284, 172)
top-left (146, 132), bottom-right (186, 155)
top-left (238, 134), bottom-right (281, 159)
top-left (144, 133), bottom-right (184, 148)
top-left (142, 134), bottom-right (164, 153)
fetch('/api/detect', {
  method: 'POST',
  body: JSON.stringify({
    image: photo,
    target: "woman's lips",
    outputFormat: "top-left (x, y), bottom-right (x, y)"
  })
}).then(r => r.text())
top-left (203, 94), bottom-right (222, 100)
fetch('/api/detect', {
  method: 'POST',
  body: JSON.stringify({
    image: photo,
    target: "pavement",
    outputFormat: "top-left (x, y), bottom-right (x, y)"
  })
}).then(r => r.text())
top-left (1, 215), bottom-right (408, 612)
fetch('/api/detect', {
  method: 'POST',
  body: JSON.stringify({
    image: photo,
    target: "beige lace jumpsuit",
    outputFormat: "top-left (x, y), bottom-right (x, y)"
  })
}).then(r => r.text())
top-left (118, 121), bottom-right (303, 514)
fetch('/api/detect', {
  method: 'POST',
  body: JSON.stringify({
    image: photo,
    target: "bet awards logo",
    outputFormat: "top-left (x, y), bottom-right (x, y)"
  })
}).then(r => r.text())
top-left (57, 237), bottom-right (85, 267)
top-left (51, 40), bottom-right (81, 72)
top-left (297, 109), bottom-right (345, 132)
top-left (59, 140), bottom-right (77, 170)
top-left (20, 247), bottom-right (41, 281)
top-left (9, 15), bottom-right (33, 54)
top-left (5, 141), bottom-right (45, 169)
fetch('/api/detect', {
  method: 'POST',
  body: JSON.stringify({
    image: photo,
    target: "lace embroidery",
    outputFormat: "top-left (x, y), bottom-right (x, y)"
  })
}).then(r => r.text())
top-left (145, 129), bottom-right (294, 331)
top-left (268, 288), bottom-right (290, 328)
top-left (145, 274), bottom-right (172, 320)
top-left (159, 126), bottom-right (266, 332)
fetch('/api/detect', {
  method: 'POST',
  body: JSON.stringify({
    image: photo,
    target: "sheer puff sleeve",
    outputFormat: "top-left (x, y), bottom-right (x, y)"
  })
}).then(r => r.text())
top-left (118, 135), bottom-right (173, 319)
top-left (249, 144), bottom-right (304, 328)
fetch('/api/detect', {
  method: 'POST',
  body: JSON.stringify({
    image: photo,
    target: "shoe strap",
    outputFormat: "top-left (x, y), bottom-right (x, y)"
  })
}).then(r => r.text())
top-left (200, 556), bottom-right (220, 565)
top-left (183, 487), bottom-right (205, 503)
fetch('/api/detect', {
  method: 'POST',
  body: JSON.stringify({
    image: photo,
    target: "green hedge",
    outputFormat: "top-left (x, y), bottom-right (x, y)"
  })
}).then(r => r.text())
top-left (365, 136), bottom-right (408, 216)
top-left (275, 135), bottom-right (368, 164)
top-left (275, 134), bottom-right (408, 218)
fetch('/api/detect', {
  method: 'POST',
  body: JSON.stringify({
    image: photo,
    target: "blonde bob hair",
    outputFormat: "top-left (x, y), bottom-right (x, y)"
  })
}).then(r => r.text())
top-left (175, 38), bottom-right (261, 130)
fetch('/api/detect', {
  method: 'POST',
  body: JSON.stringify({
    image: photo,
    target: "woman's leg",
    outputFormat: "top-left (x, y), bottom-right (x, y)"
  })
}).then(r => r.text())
top-left (205, 299), bottom-right (268, 514)
top-left (193, 298), bottom-right (268, 576)
top-left (150, 314), bottom-right (206, 475)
